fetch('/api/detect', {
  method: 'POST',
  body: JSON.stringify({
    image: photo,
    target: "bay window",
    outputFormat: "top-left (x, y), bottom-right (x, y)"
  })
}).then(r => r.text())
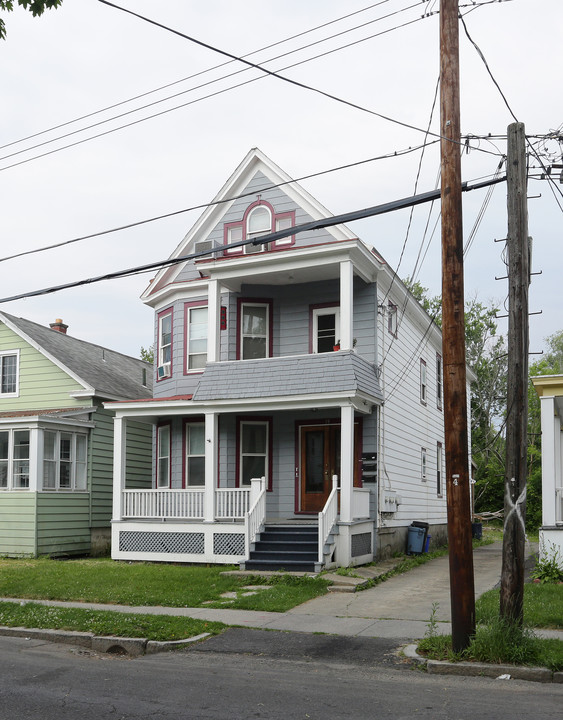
top-left (43, 431), bottom-right (87, 491)
top-left (0, 429), bottom-right (30, 489)
top-left (186, 304), bottom-right (208, 371)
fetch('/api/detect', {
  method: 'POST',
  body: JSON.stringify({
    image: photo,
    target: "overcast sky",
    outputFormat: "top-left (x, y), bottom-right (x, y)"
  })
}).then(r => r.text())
top-left (1, 0), bottom-right (561, 360)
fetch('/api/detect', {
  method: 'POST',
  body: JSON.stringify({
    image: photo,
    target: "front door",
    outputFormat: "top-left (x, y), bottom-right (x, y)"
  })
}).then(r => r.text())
top-left (300, 426), bottom-right (340, 513)
top-left (299, 422), bottom-right (362, 513)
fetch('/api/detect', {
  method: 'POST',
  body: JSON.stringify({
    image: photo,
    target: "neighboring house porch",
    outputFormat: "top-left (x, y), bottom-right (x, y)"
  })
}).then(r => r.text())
top-left (532, 375), bottom-right (563, 565)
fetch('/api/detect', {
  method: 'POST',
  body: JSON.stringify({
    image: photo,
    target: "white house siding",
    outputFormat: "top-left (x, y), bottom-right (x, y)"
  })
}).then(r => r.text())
top-left (377, 288), bottom-right (447, 551)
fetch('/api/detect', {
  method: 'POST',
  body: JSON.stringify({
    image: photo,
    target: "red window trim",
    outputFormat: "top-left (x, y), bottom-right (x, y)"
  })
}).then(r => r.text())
top-left (183, 300), bottom-right (208, 376)
top-left (235, 416), bottom-right (273, 491)
top-left (236, 297), bottom-right (274, 360)
top-left (156, 422), bottom-right (172, 488)
top-left (223, 201), bottom-right (296, 256)
top-left (156, 307), bottom-right (173, 382)
top-left (308, 302), bottom-right (339, 354)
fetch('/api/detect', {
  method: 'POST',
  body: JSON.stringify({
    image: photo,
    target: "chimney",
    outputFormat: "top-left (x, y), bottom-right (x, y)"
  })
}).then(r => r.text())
top-left (49, 318), bottom-right (68, 334)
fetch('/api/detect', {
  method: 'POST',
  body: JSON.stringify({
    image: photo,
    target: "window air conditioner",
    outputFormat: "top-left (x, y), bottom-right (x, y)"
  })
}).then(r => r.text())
top-left (157, 363), bottom-right (171, 379)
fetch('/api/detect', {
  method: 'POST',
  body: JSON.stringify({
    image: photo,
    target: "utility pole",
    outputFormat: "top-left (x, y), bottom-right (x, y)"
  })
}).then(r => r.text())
top-left (440, 0), bottom-right (475, 652)
top-left (500, 122), bottom-right (529, 626)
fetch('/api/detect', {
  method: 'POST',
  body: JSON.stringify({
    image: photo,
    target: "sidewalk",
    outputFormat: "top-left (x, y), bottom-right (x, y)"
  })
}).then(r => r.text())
top-left (3, 541), bottom-right (559, 642)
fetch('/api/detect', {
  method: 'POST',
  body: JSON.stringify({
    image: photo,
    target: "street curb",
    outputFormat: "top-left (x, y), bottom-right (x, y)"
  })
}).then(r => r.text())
top-left (0, 625), bottom-right (211, 657)
top-left (404, 643), bottom-right (557, 683)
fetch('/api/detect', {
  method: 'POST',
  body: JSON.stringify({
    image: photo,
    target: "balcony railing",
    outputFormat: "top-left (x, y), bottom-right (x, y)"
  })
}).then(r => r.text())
top-left (122, 488), bottom-right (249, 520)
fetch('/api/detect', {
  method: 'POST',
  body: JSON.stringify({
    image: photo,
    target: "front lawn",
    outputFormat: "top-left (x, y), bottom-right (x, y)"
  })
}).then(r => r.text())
top-left (0, 557), bottom-right (328, 613)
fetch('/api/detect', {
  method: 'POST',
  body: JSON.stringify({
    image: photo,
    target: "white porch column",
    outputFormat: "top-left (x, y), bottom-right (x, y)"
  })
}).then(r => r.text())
top-left (112, 416), bottom-right (126, 522)
top-left (28, 427), bottom-right (40, 492)
top-left (339, 259), bottom-right (354, 351)
top-left (207, 278), bottom-right (221, 363)
top-left (540, 396), bottom-right (558, 526)
top-left (340, 404), bottom-right (355, 523)
top-left (204, 411), bottom-right (218, 522)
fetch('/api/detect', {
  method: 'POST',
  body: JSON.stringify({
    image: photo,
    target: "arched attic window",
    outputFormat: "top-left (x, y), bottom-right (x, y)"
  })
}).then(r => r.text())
top-left (245, 205), bottom-right (272, 253)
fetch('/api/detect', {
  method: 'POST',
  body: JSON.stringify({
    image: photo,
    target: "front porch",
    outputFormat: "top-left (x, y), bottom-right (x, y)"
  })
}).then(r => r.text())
top-left (111, 477), bottom-right (374, 568)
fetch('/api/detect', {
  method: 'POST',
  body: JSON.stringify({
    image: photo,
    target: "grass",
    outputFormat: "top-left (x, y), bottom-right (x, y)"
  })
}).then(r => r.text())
top-left (417, 579), bottom-right (563, 672)
top-left (417, 617), bottom-right (563, 672)
top-left (0, 557), bottom-right (328, 613)
top-left (0, 600), bottom-right (225, 641)
top-left (476, 582), bottom-right (563, 629)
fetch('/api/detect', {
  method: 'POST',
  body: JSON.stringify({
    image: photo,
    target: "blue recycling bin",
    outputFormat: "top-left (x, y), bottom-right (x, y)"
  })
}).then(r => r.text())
top-left (407, 525), bottom-right (426, 555)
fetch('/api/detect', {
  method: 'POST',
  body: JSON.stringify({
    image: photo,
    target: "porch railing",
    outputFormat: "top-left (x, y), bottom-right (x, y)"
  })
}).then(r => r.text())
top-left (216, 488), bottom-right (250, 519)
top-left (245, 477), bottom-right (267, 555)
top-left (352, 487), bottom-right (371, 519)
top-left (123, 489), bottom-right (204, 519)
top-left (122, 488), bottom-right (250, 520)
top-left (318, 475), bottom-right (339, 564)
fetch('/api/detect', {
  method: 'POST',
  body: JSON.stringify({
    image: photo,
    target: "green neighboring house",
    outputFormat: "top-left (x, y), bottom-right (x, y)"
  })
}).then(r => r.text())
top-left (0, 312), bottom-right (153, 557)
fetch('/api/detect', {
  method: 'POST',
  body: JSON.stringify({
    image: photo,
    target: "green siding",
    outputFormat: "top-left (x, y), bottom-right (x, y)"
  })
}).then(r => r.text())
top-left (36, 493), bottom-right (90, 556)
top-left (0, 492), bottom-right (37, 556)
top-left (0, 324), bottom-right (88, 412)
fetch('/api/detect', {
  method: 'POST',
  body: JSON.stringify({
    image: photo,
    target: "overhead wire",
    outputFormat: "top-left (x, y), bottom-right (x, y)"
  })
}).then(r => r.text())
top-left (1, 2), bottom-right (442, 172)
top-left (1, 1), bottom-right (425, 166)
top-left (0, 140), bottom-right (441, 264)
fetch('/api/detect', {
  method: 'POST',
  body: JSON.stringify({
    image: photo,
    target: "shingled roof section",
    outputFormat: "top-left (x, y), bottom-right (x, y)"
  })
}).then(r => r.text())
top-left (0, 312), bottom-right (152, 401)
top-left (192, 351), bottom-right (383, 404)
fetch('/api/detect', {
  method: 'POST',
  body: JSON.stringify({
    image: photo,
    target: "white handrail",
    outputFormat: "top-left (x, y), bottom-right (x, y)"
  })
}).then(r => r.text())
top-left (318, 475), bottom-right (339, 564)
top-left (245, 477), bottom-right (267, 558)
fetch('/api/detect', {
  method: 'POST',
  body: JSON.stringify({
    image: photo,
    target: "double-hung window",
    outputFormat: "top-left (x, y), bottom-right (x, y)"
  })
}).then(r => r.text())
top-left (239, 420), bottom-right (270, 487)
top-left (43, 431), bottom-right (87, 491)
top-left (312, 305), bottom-right (340, 353)
top-left (239, 301), bottom-right (270, 359)
top-left (157, 310), bottom-right (173, 379)
top-left (420, 359), bottom-right (427, 405)
top-left (421, 447), bottom-right (427, 481)
top-left (436, 442), bottom-right (443, 496)
top-left (387, 303), bottom-right (398, 337)
top-left (246, 205), bottom-right (271, 253)
top-left (0, 351), bottom-right (19, 396)
top-left (156, 425), bottom-right (171, 488)
top-left (186, 304), bottom-right (208, 371)
top-left (0, 429), bottom-right (30, 489)
top-left (185, 422), bottom-right (205, 486)
top-left (436, 353), bottom-right (443, 410)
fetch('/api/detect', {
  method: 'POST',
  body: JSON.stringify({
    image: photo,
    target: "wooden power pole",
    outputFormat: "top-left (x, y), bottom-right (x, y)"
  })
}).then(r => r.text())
top-left (500, 122), bottom-right (529, 625)
top-left (440, 0), bottom-right (475, 652)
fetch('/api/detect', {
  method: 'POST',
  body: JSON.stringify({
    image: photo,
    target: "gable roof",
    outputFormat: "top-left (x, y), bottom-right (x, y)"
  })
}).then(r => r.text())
top-left (142, 148), bottom-right (358, 302)
top-left (0, 312), bottom-right (152, 401)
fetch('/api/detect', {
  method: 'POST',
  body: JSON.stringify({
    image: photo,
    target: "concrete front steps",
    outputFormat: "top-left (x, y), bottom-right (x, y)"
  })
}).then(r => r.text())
top-left (242, 524), bottom-right (320, 573)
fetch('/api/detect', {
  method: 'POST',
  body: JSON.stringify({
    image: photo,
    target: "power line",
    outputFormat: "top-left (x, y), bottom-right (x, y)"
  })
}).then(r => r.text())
top-left (0, 1), bottom-right (395, 153)
top-left (0, 175), bottom-right (506, 305)
top-left (0, 140), bottom-right (440, 264)
top-left (2, 1), bottom-right (424, 166)
top-left (97, 0), bottom-right (501, 157)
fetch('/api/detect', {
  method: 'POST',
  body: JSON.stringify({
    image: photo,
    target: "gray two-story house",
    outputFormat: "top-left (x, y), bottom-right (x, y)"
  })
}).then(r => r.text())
top-left (107, 149), bottom-right (460, 570)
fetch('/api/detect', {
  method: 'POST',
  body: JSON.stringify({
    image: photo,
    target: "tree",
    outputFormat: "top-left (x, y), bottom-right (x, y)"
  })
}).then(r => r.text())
top-left (0, 1), bottom-right (62, 40)
top-left (140, 345), bottom-right (154, 364)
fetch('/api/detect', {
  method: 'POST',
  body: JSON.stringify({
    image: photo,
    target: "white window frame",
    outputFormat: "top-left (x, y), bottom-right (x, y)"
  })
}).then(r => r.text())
top-left (387, 303), bottom-right (398, 337)
top-left (42, 430), bottom-right (88, 491)
top-left (421, 447), bottom-right (427, 482)
top-left (436, 353), bottom-right (443, 410)
top-left (273, 214), bottom-right (294, 247)
top-left (239, 420), bottom-right (269, 487)
top-left (246, 205), bottom-right (272, 248)
top-left (157, 311), bottom-right (173, 369)
top-left (420, 359), bottom-right (427, 405)
top-left (156, 425), bottom-right (171, 488)
top-left (0, 428), bottom-right (30, 490)
top-left (436, 442), bottom-right (443, 496)
top-left (240, 302), bottom-right (270, 360)
top-left (312, 306), bottom-right (340, 353)
top-left (0, 350), bottom-right (19, 398)
top-left (186, 304), bottom-right (208, 372)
